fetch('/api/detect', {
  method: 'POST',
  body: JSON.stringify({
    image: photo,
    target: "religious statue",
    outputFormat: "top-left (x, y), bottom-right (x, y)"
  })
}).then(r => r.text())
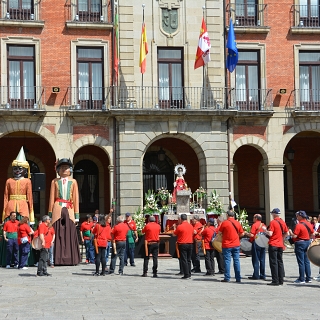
top-left (172, 164), bottom-right (188, 203)
top-left (2, 147), bottom-right (34, 223)
top-left (48, 158), bottom-right (80, 265)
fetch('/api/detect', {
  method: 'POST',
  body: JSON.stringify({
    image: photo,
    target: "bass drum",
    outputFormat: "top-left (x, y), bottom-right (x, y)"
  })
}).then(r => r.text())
top-left (31, 236), bottom-right (42, 250)
top-left (255, 233), bottom-right (269, 248)
top-left (240, 238), bottom-right (252, 252)
top-left (307, 239), bottom-right (320, 267)
top-left (212, 233), bottom-right (222, 253)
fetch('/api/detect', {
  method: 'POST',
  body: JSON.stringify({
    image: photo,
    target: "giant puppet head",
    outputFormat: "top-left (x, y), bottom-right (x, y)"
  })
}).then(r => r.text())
top-left (56, 158), bottom-right (73, 177)
top-left (12, 147), bottom-right (30, 179)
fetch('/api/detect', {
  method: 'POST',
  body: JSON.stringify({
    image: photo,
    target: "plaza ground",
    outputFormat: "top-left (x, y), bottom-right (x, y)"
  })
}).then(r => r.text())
top-left (0, 251), bottom-right (317, 320)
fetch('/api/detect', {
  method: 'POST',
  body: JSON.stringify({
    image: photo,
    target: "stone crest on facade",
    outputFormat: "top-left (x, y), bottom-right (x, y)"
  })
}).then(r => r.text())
top-left (158, 0), bottom-right (182, 37)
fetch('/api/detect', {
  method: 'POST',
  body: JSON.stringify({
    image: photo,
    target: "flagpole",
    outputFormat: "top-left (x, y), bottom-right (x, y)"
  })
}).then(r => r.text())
top-left (141, 4), bottom-right (145, 109)
top-left (202, 6), bottom-right (206, 109)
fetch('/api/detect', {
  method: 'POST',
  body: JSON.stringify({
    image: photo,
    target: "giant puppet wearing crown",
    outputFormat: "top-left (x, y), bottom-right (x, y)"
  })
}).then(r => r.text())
top-left (2, 147), bottom-right (34, 223)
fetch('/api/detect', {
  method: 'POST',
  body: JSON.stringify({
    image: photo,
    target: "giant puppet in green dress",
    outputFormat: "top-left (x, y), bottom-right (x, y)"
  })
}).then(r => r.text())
top-left (48, 158), bottom-right (80, 265)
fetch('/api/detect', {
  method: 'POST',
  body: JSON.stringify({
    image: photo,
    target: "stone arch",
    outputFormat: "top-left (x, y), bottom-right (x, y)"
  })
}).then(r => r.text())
top-left (0, 122), bottom-right (57, 158)
top-left (312, 156), bottom-right (320, 213)
top-left (73, 138), bottom-right (112, 164)
top-left (73, 152), bottom-right (106, 214)
top-left (143, 133), bottom-right (207, 187)
top-left (230, 136), bottom-right (268, 164)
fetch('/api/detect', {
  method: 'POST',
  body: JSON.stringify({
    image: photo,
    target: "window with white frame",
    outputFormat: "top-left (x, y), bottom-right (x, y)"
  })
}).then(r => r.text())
top-left (235, 0), bottom-right (258, 26)
top-left (299, 0), bottom-right (319, 27)
top-left (299, 51), bottom-right (320, 109)
top-left (7, 0), bottom-right (34, 20)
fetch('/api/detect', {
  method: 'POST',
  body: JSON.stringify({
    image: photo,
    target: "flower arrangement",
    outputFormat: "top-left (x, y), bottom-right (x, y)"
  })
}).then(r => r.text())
top-left (207, 190), bottom-right (224, 215)
top-left (235, 207), bottom-right (250, 233)
top-left (143, 190), bottom-right (160, 215)
top-left (132, 207), bottom-right (145, 236)
top-left (194, 187), bottom-right (207, 199)
top-left (161, 204), bottom-right (169, 213)
top-left (157, 187), bottom-right (169, 201)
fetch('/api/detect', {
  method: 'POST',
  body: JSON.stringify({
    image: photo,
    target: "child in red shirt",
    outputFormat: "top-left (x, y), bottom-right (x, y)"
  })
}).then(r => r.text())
top-left (18, 216), bottom-right (34, 269)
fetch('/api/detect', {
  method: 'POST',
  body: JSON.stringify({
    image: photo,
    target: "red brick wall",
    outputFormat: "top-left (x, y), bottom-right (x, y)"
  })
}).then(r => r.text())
top-left (226, 1), bottom-right (320, 107)
top-left (73, 125), bottom-right (109, 141)
top-left (233, 125), bottom-right (266, 141)
top-left (0, 0), bottom-right (112, 107)
top-left (233, 145), bottom-right (262, 213)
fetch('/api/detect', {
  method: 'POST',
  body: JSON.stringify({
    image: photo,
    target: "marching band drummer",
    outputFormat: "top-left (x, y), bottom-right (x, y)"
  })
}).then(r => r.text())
top-left (289, 210), bottom-right (314, 284)
top-left (191, 215), bottom-right (203, 273)
top-left (246, 214), bottom-right (267, 281)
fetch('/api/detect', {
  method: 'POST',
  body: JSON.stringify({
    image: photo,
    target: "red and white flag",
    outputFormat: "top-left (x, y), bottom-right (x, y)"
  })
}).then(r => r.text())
top-left (194, 18), bottom-right (211, 69)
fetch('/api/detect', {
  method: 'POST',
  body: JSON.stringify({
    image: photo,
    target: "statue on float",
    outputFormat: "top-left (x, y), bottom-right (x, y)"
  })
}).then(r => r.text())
top-left (48, 158), bottom-right (80, 265)
top-left (2, 147), bottom-right (34, 223)
top-left (172, 164), bottom-right (188, 203)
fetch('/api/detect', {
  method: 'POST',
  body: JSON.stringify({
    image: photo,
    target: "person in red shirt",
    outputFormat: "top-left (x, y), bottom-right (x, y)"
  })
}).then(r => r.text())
top-left (219, 210), bottom-right (244, 283)
top-left (80, 214), bottom-right (94, 264)
top-left (37, 215), bottom-right (52, 277)
top-left (18, 215), bottom-right (34, 270)
top-left (124, 212), bottom-right (138, 267)
top-left (289, 210), bottom-right (314, 284)
top-left (246, 214), bottom-right (267, 280)
top-left (92, 215), bottom-right (109, 276)
top-left (201, 218), bottom-right (217, 276)
top-left (109, 215), bottom-right (128, 275)
top-left (141, 216), bottom-right (161, 278)
top-left (264, 208), bottom-right (289, 286)
top-left (3, 211), bottom-right (20, 268)
top-left (105, 214), bottom-right (113, 271)
top-left (191, 215), bottom-right (204, 273)
top-left (173, 214), bottom-right (194, 279)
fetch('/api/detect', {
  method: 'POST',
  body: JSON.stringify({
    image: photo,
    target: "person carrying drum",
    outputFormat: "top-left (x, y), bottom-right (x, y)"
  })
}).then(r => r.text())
top-left (289, 210), bottom-right (314, 284)
top-left (263, 208), bottom-right (289, 286)
top-left (246, 214), bottom-right (267, 280)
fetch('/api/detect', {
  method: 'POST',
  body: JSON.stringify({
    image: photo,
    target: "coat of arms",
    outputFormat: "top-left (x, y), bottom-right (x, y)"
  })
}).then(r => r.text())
top-left (162, 8), bottom-right (178, 35)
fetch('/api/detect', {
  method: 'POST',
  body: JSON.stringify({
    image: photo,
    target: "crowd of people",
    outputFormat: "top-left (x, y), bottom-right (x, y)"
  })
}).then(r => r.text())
top-left (2, 206), bottom-right (320, 284)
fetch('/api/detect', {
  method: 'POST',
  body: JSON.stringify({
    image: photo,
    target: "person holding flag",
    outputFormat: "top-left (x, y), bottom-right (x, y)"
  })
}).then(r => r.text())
top-left (194, 18), bottom-right (211, 69)
top-left (226, 18), bottom-right (238, 73)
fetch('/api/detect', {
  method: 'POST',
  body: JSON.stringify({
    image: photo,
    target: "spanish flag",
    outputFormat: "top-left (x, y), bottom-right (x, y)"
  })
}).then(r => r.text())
top-left (139, 22), bottom-right (148, 74)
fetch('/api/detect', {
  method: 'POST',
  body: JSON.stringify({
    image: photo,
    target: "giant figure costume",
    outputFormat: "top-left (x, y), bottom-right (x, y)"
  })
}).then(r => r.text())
top-left (2, 147), bottom-right (34, 223)
top-left (48, 158), bottom-right (80, 265)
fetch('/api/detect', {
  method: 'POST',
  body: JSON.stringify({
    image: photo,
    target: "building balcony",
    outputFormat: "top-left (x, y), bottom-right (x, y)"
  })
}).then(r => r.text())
top-left (227, 88), bottom-right (273, 114)
top-left (66, 86), bottom-right (274, 115)
top-left (0, 86), bottom-right (45, 117)
top-left (293, 89), bottom-right (320, 115)
top-left (65, 0), bottom-right (112, 30)
top-left (0, 5), bottom-right (44, 28)
top-left (291, 5), bottom-right (320, 34)
top-left (226, 3), bottom-right (270, 34)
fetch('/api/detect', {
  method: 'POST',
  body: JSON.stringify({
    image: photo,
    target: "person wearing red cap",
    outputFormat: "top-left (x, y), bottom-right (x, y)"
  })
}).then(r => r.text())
top-left (289, 210), bottom-right (314, 284)
top-left (264, 208), bottom-right (289, 286)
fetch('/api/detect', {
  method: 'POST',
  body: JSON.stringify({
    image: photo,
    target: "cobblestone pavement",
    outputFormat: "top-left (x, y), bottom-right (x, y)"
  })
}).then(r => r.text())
top-left (0, 251), bottom-right (318, 320)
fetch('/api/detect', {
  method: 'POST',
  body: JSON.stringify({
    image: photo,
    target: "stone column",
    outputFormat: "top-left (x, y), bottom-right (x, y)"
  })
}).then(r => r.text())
top-left (263, 164), bottom-right (285, 224)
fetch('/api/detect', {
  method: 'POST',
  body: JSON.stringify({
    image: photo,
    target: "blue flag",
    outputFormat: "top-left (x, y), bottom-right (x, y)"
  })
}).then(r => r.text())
top-left (226, 18), bottom-right (238, 73)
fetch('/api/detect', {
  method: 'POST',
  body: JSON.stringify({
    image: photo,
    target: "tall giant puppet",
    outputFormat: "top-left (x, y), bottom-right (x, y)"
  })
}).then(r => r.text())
top-left (2, 147), bottom-right (34, 223)
top-left (48, 158), bottom-right (80, 265)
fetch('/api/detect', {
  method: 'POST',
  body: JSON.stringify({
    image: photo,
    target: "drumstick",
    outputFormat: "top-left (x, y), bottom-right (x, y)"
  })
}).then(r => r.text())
top-left (144, 240), bottom-right (148, 256)
top-left (112, 240), bottom-right (117, 255)
top-left (175, 242), bottom-right (180, 259)
top-left (202, 240), bottom-right (206, 255)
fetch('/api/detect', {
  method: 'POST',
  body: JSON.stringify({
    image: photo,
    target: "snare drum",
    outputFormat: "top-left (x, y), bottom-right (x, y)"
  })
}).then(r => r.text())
top-left (240, 238), bottom-right (252, 252)
top-left (255, 232), bottom-right (269, 248)
top-left (307, 239), bottom-right (320, 267)
top-left (212, 233), bottom-right (222, 253)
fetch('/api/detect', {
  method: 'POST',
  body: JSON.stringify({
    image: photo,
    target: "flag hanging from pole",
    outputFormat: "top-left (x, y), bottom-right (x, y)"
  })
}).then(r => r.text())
top-left (226, 18), bottom-right (238, 73)
top-left (114, 10), bottom-right (119, 82)
top-left (139, 22), bottom-right (148, 74)
top-left (194, 18), bottom-right (211, 70)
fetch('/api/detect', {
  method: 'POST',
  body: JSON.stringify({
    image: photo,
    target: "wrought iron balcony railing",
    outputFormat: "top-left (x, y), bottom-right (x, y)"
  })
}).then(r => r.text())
top-left (67, 86), bottom-right (227, 110)
top-left (0, 86), bottom-right (45, 110)
top-left (292, 5), bottom-right (320, 27)
top-left (227, 88), bottom-right (273, 111)
top-left (227, 3), bottom-right (268, 27)
top-left (295, 89), bottom-right (320, 111)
